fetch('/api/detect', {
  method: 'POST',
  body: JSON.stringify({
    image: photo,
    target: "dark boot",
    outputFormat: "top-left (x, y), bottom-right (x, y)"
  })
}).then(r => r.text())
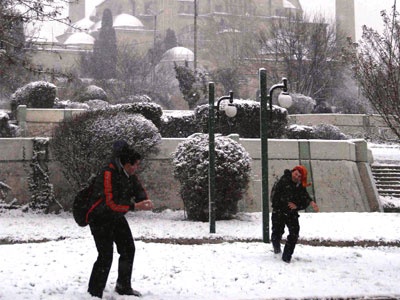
top-left (115, 283), bottom-right (142, 297)
top-left (272, 242), bottom-right (281, 254)
top-left (88, 289), bottom-right (103, 298)
top-left (282, 252), bottom-right (291, 263)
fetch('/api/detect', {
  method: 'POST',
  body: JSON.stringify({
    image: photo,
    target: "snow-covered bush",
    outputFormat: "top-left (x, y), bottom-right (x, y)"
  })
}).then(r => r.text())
top-left (28, 138), bottom-right (62, 213)
top-left (286, 93), bottom-right (316, 114)
top-left (195, 100), bottom-right (288, 138)
top-left (0, 111), bottom-right (19, 137)
top-left (117, 94), bottom-right (152, 104)
top-left (77, 85), bottom-right (108, 102)
top-left (312, 101), bottom-right (333, 114)
top-left (173, 134), bottom-right (252, 221)
top-left (10, 81), bottom-right (57, 116)
top-left (286, 124), bottom-right (348, 140)
top-left (313, 124), bottom-right (348, 140)
top-left (51, 109), bottom-right (161, 192)
top-left (160, 111), bottom-right (201, 138)
top-left (111, 102), bottom-right (163, 128)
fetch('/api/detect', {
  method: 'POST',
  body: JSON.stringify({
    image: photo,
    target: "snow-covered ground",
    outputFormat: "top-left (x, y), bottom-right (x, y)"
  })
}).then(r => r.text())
top-left (1, 210), bottom-right (400, 300)
top-left (0, 142), bottom-right (399, 300)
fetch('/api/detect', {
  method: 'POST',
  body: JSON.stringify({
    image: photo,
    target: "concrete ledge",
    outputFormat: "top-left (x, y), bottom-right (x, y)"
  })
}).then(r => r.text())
top-left (24, 108), bottom-right (86, 122)
top-left (0, 138), bottom-right (34, 161)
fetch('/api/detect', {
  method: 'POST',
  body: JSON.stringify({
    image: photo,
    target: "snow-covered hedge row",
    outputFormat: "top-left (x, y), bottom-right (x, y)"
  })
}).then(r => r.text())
top-left (194, 100), bottom-right (288, 138)
top-left (173, 134), bottom-right (252, 221)
top-left (111, 102), bottom-right (163, 128)
top-left (160, 111), bottom-right (201, 138)
top-left (286, 124), bottom-right (348, 140)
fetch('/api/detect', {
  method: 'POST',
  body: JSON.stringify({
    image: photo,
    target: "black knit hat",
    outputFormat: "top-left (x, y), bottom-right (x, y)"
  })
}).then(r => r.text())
top-left (113, 140), bottom-right (141, 165)
top-left (112, 140), bottom-right (129, 158)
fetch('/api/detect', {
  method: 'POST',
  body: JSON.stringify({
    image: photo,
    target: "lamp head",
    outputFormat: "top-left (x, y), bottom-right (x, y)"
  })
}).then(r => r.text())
top-left (278, 91), bottom-right (293, 109)
top-left (224, 103), bottom-right (237, 118)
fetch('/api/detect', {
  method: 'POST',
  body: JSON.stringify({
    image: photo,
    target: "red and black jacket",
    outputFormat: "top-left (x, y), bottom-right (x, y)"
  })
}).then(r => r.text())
top-left (86, 158), bottom-right (148, 225)
top-left (271, 169), bottom-right (312, 214)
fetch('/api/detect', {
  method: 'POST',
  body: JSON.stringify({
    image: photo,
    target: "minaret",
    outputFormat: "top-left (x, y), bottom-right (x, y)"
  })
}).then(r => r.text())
top-left (336, 0), bottom-right (356, 41)
top-left (69, 0), bottom-right (86, 23)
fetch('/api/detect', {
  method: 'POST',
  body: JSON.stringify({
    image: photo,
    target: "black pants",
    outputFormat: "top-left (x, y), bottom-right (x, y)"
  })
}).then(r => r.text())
top-left (271, 211), bottom-right (300, 261)
top-left (88, 216), bottom-right (135, 297)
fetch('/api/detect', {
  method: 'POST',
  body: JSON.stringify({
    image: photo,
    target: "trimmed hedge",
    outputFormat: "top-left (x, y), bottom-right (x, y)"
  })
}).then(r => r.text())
top-left (173, 133), bottom-right (252, 221)
top-left (194, 100), bottom-right (288, 138)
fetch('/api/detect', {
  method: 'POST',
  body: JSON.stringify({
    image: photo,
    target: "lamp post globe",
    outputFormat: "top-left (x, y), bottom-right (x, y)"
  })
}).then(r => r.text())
top-left (278, 92), bottom-right (293, 109)
top-left (225, 104), bottom-right (237, 118)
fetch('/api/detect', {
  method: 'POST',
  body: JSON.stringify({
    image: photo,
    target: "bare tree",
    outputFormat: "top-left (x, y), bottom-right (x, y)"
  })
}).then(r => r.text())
top-left (0, 0), bottom-right (70, 97)
top-left (345, 6), bottom-right (400, 139)
top-left (198, 1), bottom-right (261, 98)
top-left (261, 12), bottom-right (347, 102)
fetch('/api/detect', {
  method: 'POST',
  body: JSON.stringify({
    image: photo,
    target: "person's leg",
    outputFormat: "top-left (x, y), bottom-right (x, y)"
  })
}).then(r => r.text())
top-left (88, 225), bottom-right (115, 298)
top-left (282, 213), bottom-right (300, 263)
top-left (271, 211), bottom-right (285, 253)
top-left (114, 217), bottom-right (138, 295)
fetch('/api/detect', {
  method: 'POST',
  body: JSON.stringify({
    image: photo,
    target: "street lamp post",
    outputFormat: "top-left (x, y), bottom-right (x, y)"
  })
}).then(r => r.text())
top-left (208, 82), bottom-right (235, 233)
top-left (259, 68), bottom-right (292, 243)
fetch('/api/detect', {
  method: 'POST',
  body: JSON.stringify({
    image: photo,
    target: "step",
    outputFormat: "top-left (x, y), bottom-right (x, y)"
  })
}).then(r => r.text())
top-left (375, 184), bottom-right (400, 190)
top-left (371, 164), bottom-right (400, 199)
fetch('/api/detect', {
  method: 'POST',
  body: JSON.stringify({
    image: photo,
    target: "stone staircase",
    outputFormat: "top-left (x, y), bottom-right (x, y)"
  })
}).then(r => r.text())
top-left (371, 165), bottom-right (400, 198)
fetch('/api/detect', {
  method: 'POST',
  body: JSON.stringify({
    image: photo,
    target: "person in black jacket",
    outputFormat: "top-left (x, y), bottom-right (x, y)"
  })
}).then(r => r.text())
top-left (270, 165), bottom-right (319, 263)
top-left (87, 140), bottom-right (154, 298)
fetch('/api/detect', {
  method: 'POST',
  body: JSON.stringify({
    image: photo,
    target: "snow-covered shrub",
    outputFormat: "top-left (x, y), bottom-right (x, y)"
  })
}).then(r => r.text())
top-left (286, 93), bottom-right (316, 114)
top-left (53, 99), bottom-right (90, 109)
top-left (173, 134), bottom-right (252, 221)
top-left (194, 100), bottom-right (288, 138)
top-left (313, 124), bottom-right (348, 140)
top-left (78, 85), bottom-right (108, 102)
top-left (112, 102), bottom-right (163, 128)
top-left (27, 138), bottom-right (62, 213)
top-left (285, 124), bottom-right (348, 140)
top-left (117, 94), bottom-right (152, 104)
top-left (286, 124), bottom-right (314, 139)
top-left (0, 111), bottom-right (19, 137)
top-left (160, 111), bottom-right (201, 138)
top-left (312, 101), bottom-right (333, 114)
top-left (10, 81), bottom-right (57, 115)
top-left (51, 109), bottom-right (161, 192)
top-left (85, 99), bottom-right (110, 109)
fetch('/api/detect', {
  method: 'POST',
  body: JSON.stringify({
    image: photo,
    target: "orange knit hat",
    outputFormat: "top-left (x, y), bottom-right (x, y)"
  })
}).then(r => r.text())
top-left (292, 165), bottom-right (312, 188)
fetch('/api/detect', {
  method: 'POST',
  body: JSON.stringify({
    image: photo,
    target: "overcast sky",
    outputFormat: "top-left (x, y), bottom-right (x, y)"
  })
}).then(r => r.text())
top-left (299, 0), bottom-right (395, 40)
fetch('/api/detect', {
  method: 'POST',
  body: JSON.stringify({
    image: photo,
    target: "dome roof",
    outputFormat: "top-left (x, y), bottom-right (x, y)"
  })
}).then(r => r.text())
top-left (72, 18), bottom-right (95, 32)
top-left (161, 47), bottom-right (194, 62)
top-left (64, 32), bottom-right (95, 45)
top-left (283, 0), bottom-right (297, 9)
top-left (113, 13), bottom-right (144, 29)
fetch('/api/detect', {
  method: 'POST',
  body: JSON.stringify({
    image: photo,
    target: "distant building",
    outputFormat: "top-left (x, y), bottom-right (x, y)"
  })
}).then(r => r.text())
top-left (336, 0), bottom-right (356, 41)
top-left (30, 0), bottom-right (304, 74)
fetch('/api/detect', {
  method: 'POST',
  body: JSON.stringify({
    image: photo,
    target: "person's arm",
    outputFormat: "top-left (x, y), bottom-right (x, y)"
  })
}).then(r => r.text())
top-left (130, 175), bottom-right (153, 211)
top-left (104, 169), bottom-right (130, 213)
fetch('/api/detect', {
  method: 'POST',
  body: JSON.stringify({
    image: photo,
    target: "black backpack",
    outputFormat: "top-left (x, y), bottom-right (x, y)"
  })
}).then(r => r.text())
top-left (72, 176), bottom-right (97, 227)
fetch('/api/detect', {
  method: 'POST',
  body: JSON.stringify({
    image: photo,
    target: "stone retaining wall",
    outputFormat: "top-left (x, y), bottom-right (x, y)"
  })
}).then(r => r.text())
top-left (0, 137), bottom-right (382, 213)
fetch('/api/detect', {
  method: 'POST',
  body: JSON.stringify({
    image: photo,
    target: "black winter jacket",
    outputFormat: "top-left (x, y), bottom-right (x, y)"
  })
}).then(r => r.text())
top-left (271, 169), bottom-right (312, 214)
top-left (87, 158), bottom-right (148, 225)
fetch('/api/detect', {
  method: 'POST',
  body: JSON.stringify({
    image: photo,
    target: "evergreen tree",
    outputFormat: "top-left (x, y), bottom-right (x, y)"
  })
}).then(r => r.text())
top-left (92, 9), bottom-right (117, 79)
top-left (174, 62), bottom-right (207, 109)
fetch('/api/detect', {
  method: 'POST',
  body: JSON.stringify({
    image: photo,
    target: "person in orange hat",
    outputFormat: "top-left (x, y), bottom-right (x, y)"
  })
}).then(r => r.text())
top-left (270, 165), bottom-right (319, 263)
